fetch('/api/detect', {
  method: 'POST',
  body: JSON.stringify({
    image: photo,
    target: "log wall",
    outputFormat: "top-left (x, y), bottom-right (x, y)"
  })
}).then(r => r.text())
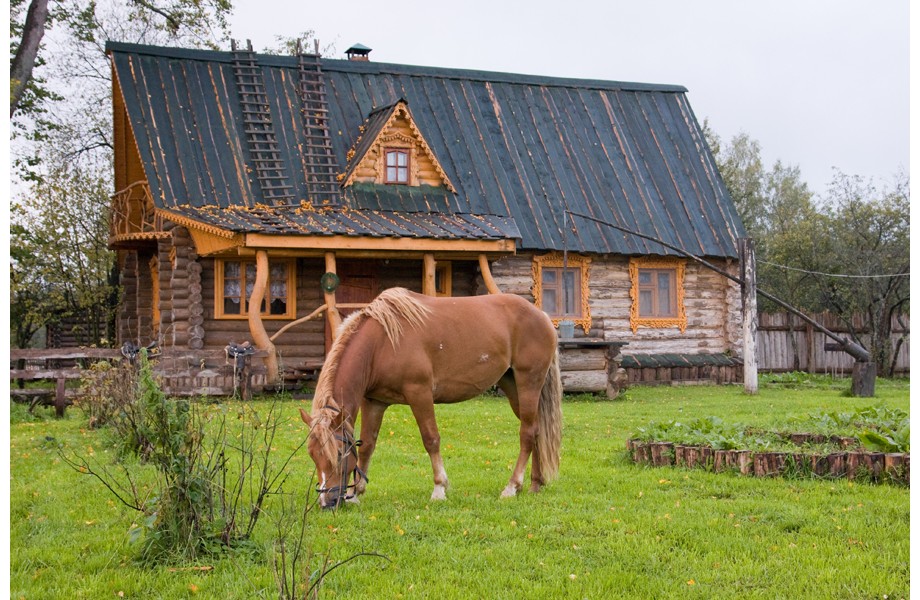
top-left (490, 253), bottom-right (743, 357)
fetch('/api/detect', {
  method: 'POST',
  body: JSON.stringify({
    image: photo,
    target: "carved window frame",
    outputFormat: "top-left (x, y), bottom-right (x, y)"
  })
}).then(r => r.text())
top-left (532, 253), bottom-right (592, 334)
top-left (214, 258), bottom-right (296, 320)
top-left (628, 257), bottom-right (686, 333)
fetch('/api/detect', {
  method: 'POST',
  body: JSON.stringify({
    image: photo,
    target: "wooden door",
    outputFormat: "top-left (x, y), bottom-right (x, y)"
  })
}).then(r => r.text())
top-left (324, 260), bottom-right (378, 353)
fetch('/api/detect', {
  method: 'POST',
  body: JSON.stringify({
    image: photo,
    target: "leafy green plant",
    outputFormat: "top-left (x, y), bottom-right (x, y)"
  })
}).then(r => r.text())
top-left (63, 352), bottom-right (305, 562)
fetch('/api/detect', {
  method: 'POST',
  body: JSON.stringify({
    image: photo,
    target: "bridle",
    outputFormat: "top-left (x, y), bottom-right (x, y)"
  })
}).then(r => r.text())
top-left (315, 406), bottom-right (369, 506)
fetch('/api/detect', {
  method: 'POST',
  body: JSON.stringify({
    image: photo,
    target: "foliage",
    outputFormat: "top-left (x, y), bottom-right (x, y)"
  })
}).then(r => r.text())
top-left (62, 353), bottom-right (304, 562)
top-left (10, 0), bottom-right (232, 121)
top-left (10, 136), bottom-right (116, 348)
top-left (633, 402), bottom-right (909, 454)
top-left (260, 30), bottom-right (336, 56)
top-left (76, 358), bottom-right (140, 436)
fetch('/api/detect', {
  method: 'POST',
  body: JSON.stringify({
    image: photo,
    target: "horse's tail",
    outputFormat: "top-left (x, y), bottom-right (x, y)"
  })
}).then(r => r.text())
top-left (537, 347), bottom-right (562, 482)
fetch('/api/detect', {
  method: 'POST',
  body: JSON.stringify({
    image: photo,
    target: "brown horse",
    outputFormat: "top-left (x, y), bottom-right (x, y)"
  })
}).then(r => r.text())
top-left (299, 288), bottom-right (562, 508)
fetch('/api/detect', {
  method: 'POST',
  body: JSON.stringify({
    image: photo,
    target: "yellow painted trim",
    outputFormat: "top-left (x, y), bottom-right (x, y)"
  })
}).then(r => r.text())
top-left (214, 257), bottom-right (297, 320)
top-left (243, 233), bottom-right (515, 253)
top-left (628, 257), bottom-right (687, 333)
top-left (532, 252), bottom-right (592, 334)
top-left (187, 228), bottom-right (245, 256)
top-left (157, 209), bottom-right (237, 239)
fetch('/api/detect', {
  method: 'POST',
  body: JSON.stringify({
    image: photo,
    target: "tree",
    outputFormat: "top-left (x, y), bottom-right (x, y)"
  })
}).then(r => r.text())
top-left (9, 0), bottom-right (232, 118)
top-left (815, 171), bottom-right (910, 375)
top-left (10, 131), bottom-right (116, 347)
top-left (9, 0), bottom-right (49, 117)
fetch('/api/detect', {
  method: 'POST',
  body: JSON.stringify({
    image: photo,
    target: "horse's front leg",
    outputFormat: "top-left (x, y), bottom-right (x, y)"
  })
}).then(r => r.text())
top-left (408, 395), bottom-right (449, 501)
top-left (356, 398), bottom-right (388, 497)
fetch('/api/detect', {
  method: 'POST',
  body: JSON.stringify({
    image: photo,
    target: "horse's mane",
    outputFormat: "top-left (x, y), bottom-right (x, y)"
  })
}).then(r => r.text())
top-left (308, 288), bottom-right (431, 463)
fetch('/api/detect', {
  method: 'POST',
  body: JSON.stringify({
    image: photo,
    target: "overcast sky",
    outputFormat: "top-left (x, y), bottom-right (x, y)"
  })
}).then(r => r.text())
top-left (228, 0), bottom-right (909, 196)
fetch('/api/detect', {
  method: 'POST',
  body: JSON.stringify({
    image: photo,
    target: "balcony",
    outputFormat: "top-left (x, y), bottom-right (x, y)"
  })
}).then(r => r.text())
top-left (109, 181), bottom-right (167, 246)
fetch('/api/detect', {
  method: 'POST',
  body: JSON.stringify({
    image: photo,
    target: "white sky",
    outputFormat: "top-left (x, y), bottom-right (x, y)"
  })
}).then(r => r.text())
top-left (229, 0), bottom-right (909, 196)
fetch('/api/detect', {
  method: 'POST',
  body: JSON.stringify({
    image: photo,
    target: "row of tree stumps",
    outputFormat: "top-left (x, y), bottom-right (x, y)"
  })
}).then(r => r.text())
top-left (627, 438), bottom-right (909, 486)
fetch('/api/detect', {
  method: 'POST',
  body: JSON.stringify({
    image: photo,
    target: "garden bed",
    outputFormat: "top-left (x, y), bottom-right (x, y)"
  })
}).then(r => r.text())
top-left (626, 438), bottom-right (909, 485)
top-left (627, 406), bottom-right (910, 485)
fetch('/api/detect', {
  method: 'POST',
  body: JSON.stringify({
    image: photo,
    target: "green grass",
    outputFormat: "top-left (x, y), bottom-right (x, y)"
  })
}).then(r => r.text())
top-left (10, 377), bottom-right (910, 599)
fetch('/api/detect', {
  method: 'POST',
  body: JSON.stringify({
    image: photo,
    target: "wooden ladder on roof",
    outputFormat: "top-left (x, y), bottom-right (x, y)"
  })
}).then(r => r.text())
top-left (297, 49), bottom-right (341, 206)
top-left (231, 39), bottom-right (295, 205)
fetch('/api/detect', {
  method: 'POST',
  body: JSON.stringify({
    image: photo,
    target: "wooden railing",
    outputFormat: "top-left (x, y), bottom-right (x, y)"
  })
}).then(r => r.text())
top-left (110, 181), bottom-right (163, 242)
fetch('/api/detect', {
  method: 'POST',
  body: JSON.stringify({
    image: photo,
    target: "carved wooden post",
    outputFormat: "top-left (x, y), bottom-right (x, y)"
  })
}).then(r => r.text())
top-left (247, 250), bottom-right (279, 385)
top-left (739, 237), bottom-right (758, 394)
top-left (478, 254), bottom-right (502, 294)
top-left (324, 252), bottom-right (342, 338)
top-left (423, 253), bottom-right (437, 296)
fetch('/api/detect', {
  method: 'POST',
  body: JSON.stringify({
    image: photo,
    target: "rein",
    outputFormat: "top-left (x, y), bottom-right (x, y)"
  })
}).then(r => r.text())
top-left (315, 406), bottom-right (369, 504)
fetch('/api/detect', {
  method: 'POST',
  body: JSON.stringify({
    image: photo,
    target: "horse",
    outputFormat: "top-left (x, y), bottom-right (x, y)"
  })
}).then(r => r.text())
top-left (299, 287), bottom-right (562, 509)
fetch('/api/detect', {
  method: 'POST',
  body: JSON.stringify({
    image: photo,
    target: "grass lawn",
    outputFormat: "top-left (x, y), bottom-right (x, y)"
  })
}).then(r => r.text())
top-left (10, 377), bottom-right (910, 599)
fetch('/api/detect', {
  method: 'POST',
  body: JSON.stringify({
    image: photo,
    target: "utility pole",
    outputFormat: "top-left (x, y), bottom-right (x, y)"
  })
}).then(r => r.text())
top-left (739, 238), bottom-right (758, 394)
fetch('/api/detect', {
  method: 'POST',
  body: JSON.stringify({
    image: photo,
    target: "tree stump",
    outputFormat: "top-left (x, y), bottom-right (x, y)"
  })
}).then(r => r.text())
top-left (850, 361), bottom-right (876, 397)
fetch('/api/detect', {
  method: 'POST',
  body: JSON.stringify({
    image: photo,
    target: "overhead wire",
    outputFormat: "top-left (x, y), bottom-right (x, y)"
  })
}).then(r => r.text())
top-left (757, 259), bottom-right (909, 279)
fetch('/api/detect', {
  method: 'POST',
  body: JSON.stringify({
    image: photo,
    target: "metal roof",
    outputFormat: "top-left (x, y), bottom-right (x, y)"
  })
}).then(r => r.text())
top-left (108, 42), bottom-right (745, 257)
top-left (167, 204), bottom-right (520, 240)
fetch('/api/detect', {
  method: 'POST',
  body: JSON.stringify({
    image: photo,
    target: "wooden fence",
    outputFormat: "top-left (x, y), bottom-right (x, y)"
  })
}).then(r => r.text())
top-left (756, 312), bottom-right (909, 374)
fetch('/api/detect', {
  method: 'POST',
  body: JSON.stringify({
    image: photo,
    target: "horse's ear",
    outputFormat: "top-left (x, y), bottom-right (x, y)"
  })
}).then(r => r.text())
top-left (299, 408), bottom-right (313, 427)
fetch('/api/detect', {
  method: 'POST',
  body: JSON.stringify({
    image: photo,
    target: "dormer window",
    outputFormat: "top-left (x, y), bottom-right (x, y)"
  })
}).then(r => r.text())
top-left (384, 148), bottom-right (409, 184)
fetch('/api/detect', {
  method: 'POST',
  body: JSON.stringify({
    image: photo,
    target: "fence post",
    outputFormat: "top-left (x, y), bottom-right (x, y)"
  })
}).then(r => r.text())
top-left (739, 238), bottom-right (758, 394)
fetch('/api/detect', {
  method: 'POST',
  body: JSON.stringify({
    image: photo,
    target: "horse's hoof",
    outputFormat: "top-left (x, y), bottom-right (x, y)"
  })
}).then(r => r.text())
top-left (500, 485), bottom-right (518, 498)
top-left (529, 483), bottom-right (542, 493)
top-left (431, 485), bottom-right (447, 501)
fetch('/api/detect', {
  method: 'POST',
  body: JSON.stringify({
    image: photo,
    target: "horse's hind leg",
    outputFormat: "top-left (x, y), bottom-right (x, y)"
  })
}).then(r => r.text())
top-left (498, 373), bottom-right (544, 495)
top-left (501, 385), bottom-right (541, 498)
top-left (408, 394), bottom-right (449, 501)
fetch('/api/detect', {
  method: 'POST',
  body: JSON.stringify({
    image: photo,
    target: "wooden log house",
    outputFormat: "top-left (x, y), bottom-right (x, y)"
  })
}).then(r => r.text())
top-left (107, 41), bottom-right (748, 395)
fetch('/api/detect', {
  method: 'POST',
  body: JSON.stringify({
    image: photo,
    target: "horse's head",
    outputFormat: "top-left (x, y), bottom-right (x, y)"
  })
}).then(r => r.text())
top-left (299, 407), bottom-right (364, 509)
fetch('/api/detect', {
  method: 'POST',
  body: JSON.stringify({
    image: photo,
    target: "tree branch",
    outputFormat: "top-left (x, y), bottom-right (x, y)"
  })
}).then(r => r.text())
top-left (10, 0), bottom-right (50, 117)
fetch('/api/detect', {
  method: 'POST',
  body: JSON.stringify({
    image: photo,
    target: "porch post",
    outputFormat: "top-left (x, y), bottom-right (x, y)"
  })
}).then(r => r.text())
top-left (248, 249), bottom-right (279, 385)
top-left (478, 254), bottom-right (502, 294)
top-left (423, 253), bottom-right (437, 296)
top-left (324, 252), bottom-right (342, 338)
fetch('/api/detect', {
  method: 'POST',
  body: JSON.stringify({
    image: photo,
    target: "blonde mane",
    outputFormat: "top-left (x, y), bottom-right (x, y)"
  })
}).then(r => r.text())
top-left (308, 288), bottom-right (431, 463)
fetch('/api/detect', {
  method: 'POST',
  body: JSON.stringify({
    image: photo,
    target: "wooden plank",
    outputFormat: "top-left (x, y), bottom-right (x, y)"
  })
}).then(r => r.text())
top-left (10, 369), bottom-right (84, 380)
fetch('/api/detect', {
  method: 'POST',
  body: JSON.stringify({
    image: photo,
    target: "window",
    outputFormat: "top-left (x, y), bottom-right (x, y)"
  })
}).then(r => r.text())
top-left (215, 258), bottom-right (295, 319)
top-left (540, 268), bottom-right (581, 317)
top-left (629, 258), bottom-right (686, 333)
top-left (384, 148), bottom-right (409, 184)
top-left (532, 253), bottom-right (591, 334)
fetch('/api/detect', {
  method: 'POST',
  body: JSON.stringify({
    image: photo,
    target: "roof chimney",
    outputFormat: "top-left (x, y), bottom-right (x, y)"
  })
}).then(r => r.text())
top-left (346, 43), bottom-right (372, 61)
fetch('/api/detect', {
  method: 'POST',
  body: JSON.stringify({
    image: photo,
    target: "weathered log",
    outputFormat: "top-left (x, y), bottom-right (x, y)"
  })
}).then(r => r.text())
top-left (827, 453), bottom-right (847, 479)
top-left (883, 453), bottom-right (907, 484)
top-left (559, 370), bottom-right (607, 393)
top-left (736, 450), bottom-right (752, 475)
top-left (649, 442), bottom-right (674, 466)
top-left (753, 452), bottom-right (787, 477)
top-left (559, 349), bottom-right (607, 372)
top-left (850, 361), bottom-right (876, 397)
